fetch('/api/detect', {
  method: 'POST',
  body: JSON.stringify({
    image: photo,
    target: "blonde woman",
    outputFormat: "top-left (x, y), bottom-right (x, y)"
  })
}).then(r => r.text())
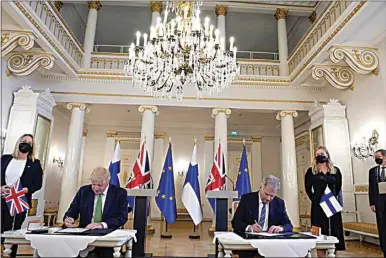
top-left (1, 134), bottom-right (43, 257)
top-left (305, 146), bottom-right (345, 256)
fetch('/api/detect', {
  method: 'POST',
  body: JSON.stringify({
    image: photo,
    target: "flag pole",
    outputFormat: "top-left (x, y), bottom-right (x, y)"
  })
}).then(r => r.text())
top-left (189, 222), bottom-right (200, 239)
top-left (161, 216), bottom-right (172, 239)
top-left (12, 215), bottom-right (16, 231)
top-left (328, 217), bottom-right (331, 236)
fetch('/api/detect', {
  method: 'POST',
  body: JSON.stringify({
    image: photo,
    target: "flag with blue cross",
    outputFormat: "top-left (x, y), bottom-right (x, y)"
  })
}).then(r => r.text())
top-left (320, 186), bottom-right (343, 218)
top-left (155, 141), bottom-right (177, 224)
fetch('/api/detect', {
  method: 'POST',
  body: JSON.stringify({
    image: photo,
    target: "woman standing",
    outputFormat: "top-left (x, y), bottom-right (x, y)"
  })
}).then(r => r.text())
top-left (305, 146), bottom-right (345, 256)
top-left (1, 134), bottom-right (43, 257)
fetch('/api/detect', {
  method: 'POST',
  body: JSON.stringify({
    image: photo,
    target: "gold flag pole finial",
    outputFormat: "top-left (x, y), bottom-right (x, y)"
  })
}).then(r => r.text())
top-left (243, 138), bottom-right (245, 145)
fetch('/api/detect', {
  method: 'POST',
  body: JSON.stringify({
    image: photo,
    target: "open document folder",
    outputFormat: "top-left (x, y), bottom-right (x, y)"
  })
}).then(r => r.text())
top-left (245, 231), bottom-right (292, 237)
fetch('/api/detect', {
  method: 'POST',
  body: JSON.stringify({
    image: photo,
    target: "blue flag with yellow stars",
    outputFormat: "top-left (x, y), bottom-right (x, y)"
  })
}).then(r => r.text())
top-left (155, 142), bottom-right (177, 224)
top-left (234, 143), bottom-right (251, 201)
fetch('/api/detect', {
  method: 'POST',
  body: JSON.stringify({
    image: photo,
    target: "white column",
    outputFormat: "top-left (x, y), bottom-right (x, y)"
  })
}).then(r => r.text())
top-left (276, 110), bottom-right (299, 230)
top-left (203, 135), bottom-right (214, 221)
top-left (216, 5), bottom-right (227, 50)
top-left (150, 2), bottom-right (162, 26)
top-left (104, 130), bottom-right (117, 168)
top-left (151, 134), bottom-right (164, 219)
top-left (77, 129), bottom-right (87, 188)
top-left (275, 8), bottom-right (289, 76)
top-left (251, 137), bottom-right (263, 191)
top-left (138, 106), bottom-right (158, 234)
top-left (82, 1), bottom-right (101, 68)
top-left (57, 103), bottom-right (90, 223)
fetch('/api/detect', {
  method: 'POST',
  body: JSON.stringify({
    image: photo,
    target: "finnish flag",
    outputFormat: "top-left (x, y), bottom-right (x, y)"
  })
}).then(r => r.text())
top-left (109, 142), bottom-right (121, 186)
top-left (320, 186), bottom-right (343, 218)
top-left (181, 143), bottom-right (203, 225)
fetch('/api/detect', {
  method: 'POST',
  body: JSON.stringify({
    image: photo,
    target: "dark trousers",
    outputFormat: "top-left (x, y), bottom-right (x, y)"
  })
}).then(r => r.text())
top-left (1, 206), bottom-right (27, 257)
top-left (376, 202), bottom-right (386, 256)
top-left (86, 247), bottom-right (114, 257)
top-left (233, 250), bottom-right (262, 258)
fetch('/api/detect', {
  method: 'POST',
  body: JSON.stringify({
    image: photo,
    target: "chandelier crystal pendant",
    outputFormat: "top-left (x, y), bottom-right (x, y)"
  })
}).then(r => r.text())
top-left (124, 1), bottom-right (239, 101)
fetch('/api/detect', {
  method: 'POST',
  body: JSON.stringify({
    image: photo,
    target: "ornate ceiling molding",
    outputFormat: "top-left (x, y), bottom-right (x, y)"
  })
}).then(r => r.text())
top-left (1, 30), bottom-right (36, 56)
top-left (150, 1), bottom-right (163, 13)
top-left (215, 5), bottom-right (228, 16)
top-left (329, 45), bottom-right (379, 75)
top-left (274, 8), bottom-right (288, 20)
top-left (7, 52), bottom-right (55, 76)
top-left (311, 64), bottom-right (355, 90)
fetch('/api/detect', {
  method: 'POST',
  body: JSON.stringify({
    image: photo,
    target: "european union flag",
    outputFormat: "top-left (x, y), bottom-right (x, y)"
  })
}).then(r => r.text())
top-left (234, 144), bottom-right (251, 201)
top-left (155, 142), bottom-right (177, 224)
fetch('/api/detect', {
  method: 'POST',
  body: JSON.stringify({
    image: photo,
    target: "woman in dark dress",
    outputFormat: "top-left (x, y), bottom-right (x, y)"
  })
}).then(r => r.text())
top-left (305, 146), bottom-right (345, 257)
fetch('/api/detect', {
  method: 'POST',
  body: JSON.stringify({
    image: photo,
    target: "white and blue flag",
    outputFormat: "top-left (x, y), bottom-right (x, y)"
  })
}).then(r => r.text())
top-left (109, 141), bottom-right (121, 186)
top-left (320, 186), bottom-right (343, 218)
top-left (181, 142), bottom-right (203, 225)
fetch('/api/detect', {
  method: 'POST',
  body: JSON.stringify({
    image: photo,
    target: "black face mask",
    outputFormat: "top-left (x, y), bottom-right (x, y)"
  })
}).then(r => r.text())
top-left (316, 155), bottom-right (327, 163)
top-left (375, 158), bottom-right (384, 165)
top-left (19, 142), bottom-right (32, 154)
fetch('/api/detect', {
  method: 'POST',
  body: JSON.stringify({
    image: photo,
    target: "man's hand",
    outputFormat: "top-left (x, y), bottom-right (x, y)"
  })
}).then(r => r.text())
top-left (268, 225), bottom-right (283, 233)
top-left (249, 224), bottom-right (263, 233)
top-left (86, 223), bottom-right (103, 230)
top-left (23, 187), bottom-right (28, 194)
top-left (370, 205), bottom-right (376, 213)
top-left (1, 185), bottom-right (10, 197)
top-left (64, 217), bottom-right (75, 228)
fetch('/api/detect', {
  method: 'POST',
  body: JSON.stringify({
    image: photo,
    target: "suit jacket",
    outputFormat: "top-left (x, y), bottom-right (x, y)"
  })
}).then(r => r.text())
top-left (1, 154), bottom-right (43, 206)
top-left (231, 191), bottom-right (293, 233)
top-left (369, 166), bottom-right (385, 210)
top-left (64, 184), bottom-right (128, 229)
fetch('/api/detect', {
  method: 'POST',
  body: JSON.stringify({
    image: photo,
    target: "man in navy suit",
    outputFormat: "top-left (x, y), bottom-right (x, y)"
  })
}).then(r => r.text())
top-left (232, 175), bottom-right (293, 257)
top-left (64, 167), bottom-right (128, 256)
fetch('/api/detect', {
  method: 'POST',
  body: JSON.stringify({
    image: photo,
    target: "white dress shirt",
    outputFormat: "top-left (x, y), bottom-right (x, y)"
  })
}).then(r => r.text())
top-left (246, 193), bottom-right (269, 232)
top-left (92, 185), bottom-right (109, 228)
top-left (5, 159), bottom-right (26, 186)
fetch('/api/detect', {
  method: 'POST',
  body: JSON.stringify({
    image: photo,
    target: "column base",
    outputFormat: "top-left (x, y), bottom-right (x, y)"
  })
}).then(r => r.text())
top-left (160, 232), bottom-right (172, 238)
top-left (146, 224), bottom-right (155, 235)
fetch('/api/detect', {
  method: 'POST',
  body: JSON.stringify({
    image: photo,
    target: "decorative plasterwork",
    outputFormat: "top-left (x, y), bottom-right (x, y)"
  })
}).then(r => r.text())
top-left (276, 110), bottom-right (298, 120)
top-left (106, 130), bottom-right (118, 137)
top-left (154, 133), bottom-right (165, 139)
top-left (311, 64), bottom-right (355, 90)
top-left (274, 8), bottom-right (288, 20)
top-left (215, 5), bottom-right (228, 16)
top-left (251, 136), bottom-right (262, 143)
top-left (329, 45), bottom-right (379, 75)
top-left (212, 108), bottom-right (231, 118)
top-left (38, 88), bottom-right (56, 113)
top-left (66, 103), bottom-right (90, 113)
top-left (87, 1), bottom-right (102, 11)
top-left (150, 1), bottom-right (163, 13)
top-left (354, 184), bottom-right (368, 194)
top-left (323, 99), bottom-right (346, 118)
top-left (138, 105), bottom-right (159, 115)
top-left (308, 11), bottom-right (316, 23)
top-left (54, 1), bottom-right (63, 11)
top-left (7, 52), bottom-right (55, 76)
top-left (1, 30), bottom-right (36, 56)
top-left (82, 129), bottom-right (88, 137)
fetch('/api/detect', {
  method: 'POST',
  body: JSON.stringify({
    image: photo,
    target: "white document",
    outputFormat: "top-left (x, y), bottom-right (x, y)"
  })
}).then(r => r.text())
top-left (56, 228), bottom-right (87, 233)
top-left (246, 232), bottom-right (285, 237)
top-left (379, 182), bottom-right (386, 194)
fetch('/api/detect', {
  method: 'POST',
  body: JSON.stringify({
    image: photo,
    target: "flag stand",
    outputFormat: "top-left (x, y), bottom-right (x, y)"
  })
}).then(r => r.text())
top-left (328, 217), bottom-right (331, 236)
top-left (189, 223), bottom-right (200, 239)
top-left (11, 215), bottom-right (16, 231)
top-left (161, 217), bottom-right (172, 239)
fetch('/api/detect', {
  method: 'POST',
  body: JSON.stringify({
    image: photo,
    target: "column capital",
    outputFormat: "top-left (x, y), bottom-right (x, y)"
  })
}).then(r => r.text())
top-left (106, 130), bottom-right (117, 137)
top-left (274, 8), bottom-right (288, 20)
top-left (252, 136), bottom-right (262, 142)
top-left (54, 1), bottom-right (63, 12)
top-left (154, 133), bottom-right (165, 139)
top-left (204, 134), bottom-right (215, 141)
top-left (276, 110), bottom-right (298, 120)
top-left (308, 11), bottom-right (316, 23)
top-left (138, 105), bottom-right (159, 115)
top-left (87, 1), bottom-right (102, 11)
top-left (67, 103), bottom-right (90, 113)
top-left (82, 128), bottom-right (88, 137)
top-left (212, 108), bottom-right (231, 118)
top-left (215, 5), bottom-right (228, 16)
top-left (150, 1), bottom-right (163, 13)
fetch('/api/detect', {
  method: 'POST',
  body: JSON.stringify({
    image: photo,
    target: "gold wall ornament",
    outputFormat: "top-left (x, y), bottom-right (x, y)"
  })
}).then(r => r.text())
top-left (308, 11), bottom-right (316, 23)
top-left (7, 52), bottom-right (54, 76)
top-left (329, 45), bottom-right (379, 75)
top-left (251, 136), bottom-right (262, 142)
top-left (106, 130), bottom-right (118, 137)
top-left (1, 30), bottom-right (36, 56)
top-left (212, 108), bottom-right (231, 118)
top-left (87, 1), bottom-right (102, 11)
top-left (66, 103), bottom-right (90, 113)
top-left (274, 8), bottom-right (289, 20)
top-left (150, 1), bottom-right (163, 13)
top-left (311, 64), bottom-right (355, 90)
top-left (154, 133), bottom-right (165, 139)
top-left (54, 1), bottom-right (63, 12)
top-left (276, 110), bottom-right (298, 120)
top-left (215, 5), bottom-right (228, 16)
top-left (204, 134), bottom-right (215, 141)
top-left (138, 105), bottom-right (159, 114)
top-left (82, 128), bottom-right (88, 137)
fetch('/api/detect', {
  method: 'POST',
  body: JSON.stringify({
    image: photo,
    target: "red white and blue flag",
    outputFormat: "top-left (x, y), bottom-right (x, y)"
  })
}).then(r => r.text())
top-left (5, 179), bottom-right (30, 216)
top-left (126, 141), bottom-right (153, 215)
top-left (205, 143), bottom-right (226, 212)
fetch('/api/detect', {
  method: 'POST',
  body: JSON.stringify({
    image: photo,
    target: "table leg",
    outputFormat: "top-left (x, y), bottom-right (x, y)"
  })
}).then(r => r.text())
top-left (33, 249), bottom-right (39, 257)
top-left (3, 244), bottom-right (12, 257)
top-left (307, 250), bottom-right (311, 258)
top-left (125, 240), bottom-right (132, 258)
top-left (327, 248), bottom-right (335, 258)
top-left (224, 250), bottom-right (232, 258)
top-left (113, 247), bottom-right (121, 258)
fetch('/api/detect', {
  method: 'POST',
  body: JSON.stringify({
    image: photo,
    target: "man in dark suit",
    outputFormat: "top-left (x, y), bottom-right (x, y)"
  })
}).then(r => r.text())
top-left (369, 149), bottom-right (386, 257)
top-left (64, 167), bottom-right (128, 257)
top-left (232, 175), bottom-right (293, 258)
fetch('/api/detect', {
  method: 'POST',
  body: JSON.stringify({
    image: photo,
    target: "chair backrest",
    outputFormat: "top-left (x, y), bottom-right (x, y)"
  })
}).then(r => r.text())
top-left (231, 201), bottom-right (240, 218)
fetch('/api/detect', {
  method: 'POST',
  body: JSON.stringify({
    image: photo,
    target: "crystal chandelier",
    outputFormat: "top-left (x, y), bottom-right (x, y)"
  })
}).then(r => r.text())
top-left (124, 1), bottom-right (239, 100)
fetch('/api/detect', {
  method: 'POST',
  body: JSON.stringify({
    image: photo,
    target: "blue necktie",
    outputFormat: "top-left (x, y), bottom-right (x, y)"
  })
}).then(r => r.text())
top-left (259, 202), bottom-right (266, 228)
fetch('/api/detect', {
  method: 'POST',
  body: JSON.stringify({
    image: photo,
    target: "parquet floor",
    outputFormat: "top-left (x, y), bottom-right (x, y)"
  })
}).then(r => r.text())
top-left (14, 220), bottom-right (383, 257)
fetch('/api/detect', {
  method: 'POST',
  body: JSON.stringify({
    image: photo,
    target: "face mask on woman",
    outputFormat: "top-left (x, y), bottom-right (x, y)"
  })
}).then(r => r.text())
top-left (19, 142), bottom-right (32, 154)
top-left (316, 155), bottom-right (327, 163)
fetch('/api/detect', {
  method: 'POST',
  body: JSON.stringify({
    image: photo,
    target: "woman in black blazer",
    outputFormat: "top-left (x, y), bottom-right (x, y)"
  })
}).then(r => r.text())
top-left (1, 134), bottom-right (43, 257)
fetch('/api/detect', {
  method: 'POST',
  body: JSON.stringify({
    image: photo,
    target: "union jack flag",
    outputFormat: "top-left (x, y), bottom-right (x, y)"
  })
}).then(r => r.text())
top-left (126, 141), bottom-right (153, 213)
top-left (5, 179), bottom-right (30, 216)
top-left (205, 143), bottom-right (226, 212)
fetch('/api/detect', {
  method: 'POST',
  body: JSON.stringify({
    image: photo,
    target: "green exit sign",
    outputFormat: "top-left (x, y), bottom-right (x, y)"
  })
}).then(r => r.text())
top-left (231, 131), bottom-right (237, 136)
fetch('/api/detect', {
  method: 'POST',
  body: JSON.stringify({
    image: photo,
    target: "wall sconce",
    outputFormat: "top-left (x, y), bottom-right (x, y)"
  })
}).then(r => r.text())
top-left (53, 157), bottom-right (64, 168)
top-left (351, 130), bottom-right (379, 160)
